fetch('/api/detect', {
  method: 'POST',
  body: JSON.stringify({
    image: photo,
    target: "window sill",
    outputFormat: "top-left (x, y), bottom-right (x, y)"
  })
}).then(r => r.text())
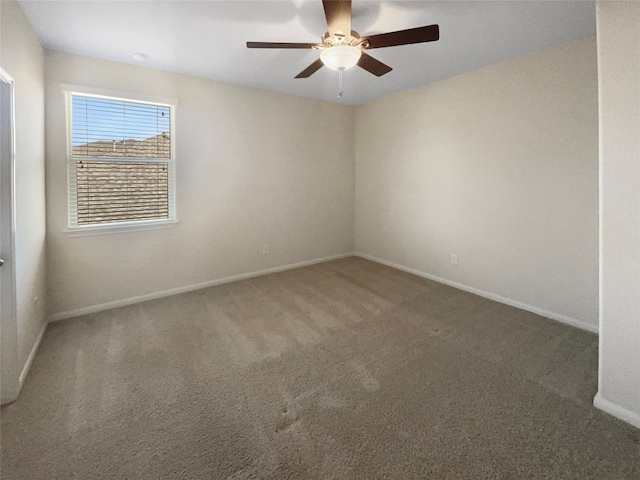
top-left (65, 220), bottom-right (178, 237)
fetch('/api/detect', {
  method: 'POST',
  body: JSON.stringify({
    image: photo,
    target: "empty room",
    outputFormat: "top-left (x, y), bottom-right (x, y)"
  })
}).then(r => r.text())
top-left (1, 0), bottom-right (639, 478)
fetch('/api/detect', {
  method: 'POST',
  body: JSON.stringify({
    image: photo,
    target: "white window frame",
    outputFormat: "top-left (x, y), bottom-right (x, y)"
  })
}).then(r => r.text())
top-left (62, 84), bottom-right (179, 236)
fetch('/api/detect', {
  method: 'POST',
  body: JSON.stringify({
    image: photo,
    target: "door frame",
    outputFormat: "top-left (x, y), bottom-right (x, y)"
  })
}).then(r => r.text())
top-left (0, 67), bottom-right (19, 404)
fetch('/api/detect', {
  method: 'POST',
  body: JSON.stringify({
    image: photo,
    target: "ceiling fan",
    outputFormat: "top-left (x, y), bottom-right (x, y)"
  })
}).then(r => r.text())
top-left (247, 0), bottom-right (439, 94)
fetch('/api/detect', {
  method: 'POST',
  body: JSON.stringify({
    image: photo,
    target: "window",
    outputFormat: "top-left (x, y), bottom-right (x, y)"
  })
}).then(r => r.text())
top-left (64, 86), bottom-right (178, 234)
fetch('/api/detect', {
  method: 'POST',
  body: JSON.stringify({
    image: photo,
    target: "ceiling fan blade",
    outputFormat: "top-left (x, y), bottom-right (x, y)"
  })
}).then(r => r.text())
top-left (247, 42), bottom-right (320, 49)
top-left (295, 59), bottom-right (325, 78)
top-left (357, 53), bottom-right (392, 77)
top-left (322, 0), bottom-right (352, 37)
top-left (360, 24), bottom-right (439, 49)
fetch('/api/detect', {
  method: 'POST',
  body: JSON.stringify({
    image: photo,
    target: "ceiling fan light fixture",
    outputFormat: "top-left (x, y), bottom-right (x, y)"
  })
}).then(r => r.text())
top-left (320, 45), bottom-right (361, 71)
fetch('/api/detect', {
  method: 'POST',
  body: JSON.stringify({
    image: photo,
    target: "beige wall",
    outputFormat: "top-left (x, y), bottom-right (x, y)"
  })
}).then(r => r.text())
top-left (45, 51), bottom-right (355, 317)
top-left (0, 0), bottom-right (47, 401)
top-left (595, 0), bottom-right (640, 428)
top-left (355, 36), bottom-right (599, 330)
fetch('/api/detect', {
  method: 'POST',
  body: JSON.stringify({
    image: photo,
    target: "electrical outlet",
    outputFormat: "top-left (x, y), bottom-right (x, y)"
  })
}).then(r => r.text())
top-left (262, 244), bottom-right (270, 255)
top-left (450, 254), bottom-right (458, 265)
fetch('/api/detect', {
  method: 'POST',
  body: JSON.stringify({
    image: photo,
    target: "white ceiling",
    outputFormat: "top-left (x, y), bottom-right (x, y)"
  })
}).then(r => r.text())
top-left (19, 0), bottom-right (596, 105)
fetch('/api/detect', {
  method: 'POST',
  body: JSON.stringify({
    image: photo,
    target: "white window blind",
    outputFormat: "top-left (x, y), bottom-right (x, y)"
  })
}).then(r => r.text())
top-left (75, 161), bottom-right (169, 225)
top-left (66, 90), bottom-right (176, 230)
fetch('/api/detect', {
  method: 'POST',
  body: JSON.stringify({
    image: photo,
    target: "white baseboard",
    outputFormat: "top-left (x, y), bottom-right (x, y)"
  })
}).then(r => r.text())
top-left (354, 252), bottom-right (598, 334)
top-left (19, 320), bottom-right (47, 387)
top-left (49, 252), bottom-right (355, 322)
top-left (594, 392), bottom-right (640, 430)
top-left (2, 320), bottom-right (48, 405)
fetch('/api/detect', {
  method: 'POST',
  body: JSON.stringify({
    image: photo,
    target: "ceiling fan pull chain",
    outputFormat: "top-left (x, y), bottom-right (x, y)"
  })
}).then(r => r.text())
top-left (338, 68), bottom-right (344, 98)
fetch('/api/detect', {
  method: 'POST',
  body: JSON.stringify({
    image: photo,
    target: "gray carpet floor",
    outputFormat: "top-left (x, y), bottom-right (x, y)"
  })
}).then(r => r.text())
top-left (1, 257), bottom-right (639, 479)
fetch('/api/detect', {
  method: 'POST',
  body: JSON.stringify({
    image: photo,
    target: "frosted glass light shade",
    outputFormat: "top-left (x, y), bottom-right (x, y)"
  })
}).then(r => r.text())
top-left (320, 45), bottom-right (362, 71)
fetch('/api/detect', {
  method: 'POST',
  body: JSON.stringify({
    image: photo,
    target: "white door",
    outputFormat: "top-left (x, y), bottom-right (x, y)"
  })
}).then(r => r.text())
top-left (0, 69), bottom-right (18, 404)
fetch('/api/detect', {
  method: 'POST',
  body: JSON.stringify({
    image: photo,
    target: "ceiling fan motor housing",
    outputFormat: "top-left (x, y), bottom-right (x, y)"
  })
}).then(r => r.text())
top-left (321, 30), bottom-right (365, 47)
